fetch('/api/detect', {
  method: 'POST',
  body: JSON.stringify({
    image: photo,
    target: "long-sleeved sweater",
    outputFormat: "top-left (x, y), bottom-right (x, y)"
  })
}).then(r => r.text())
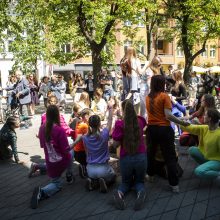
top-left (180, 125), bottom-right (220, 161)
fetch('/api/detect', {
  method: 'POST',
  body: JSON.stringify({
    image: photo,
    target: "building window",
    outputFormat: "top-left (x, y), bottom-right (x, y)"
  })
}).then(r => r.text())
top-left (138, 44), bottom-right (144, 54)
top-left (201, 46), bottom-right (208, 57)
top-left (8, 40), bottom-right (13, 52)
top-left (176, 47), bottom-right (184, 57)
top-left (157, 40), bottom-right (164, 50)
top-left (124, 40), bottom-right (132, 53)
top-left (210, 46), bottom-right (216, 58)
top-left (124, 20), bottom-right (132, 27)
top-left (61, 44), bottom-right (71, 53)
top-left (103, 45), bottom-right (110, 53)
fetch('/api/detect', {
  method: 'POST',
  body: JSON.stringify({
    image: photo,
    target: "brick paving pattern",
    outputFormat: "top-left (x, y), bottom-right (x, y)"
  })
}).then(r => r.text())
top-left (0, 101), bottom-right (220, 220)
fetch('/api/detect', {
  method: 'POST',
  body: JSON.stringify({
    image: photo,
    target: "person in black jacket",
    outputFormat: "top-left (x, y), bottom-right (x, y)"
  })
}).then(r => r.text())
top-left (0, 116), bottom-right (21, 163)
top-left (85, 73), bottom-right (94, 102)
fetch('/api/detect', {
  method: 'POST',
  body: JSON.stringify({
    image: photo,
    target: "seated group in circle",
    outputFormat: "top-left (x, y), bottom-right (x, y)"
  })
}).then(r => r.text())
top-left (0, 75), bottom-right (220, 212)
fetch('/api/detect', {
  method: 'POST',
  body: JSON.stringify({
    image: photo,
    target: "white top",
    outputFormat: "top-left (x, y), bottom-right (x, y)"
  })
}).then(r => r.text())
top-left (130, 58), bottom-right (141, 91)
top-left (91, 98), bottom-right (107, 115)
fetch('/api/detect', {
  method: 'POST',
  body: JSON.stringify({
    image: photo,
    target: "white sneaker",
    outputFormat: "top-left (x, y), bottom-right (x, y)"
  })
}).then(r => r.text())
top-left (171, 185), bottom-right (179, 193)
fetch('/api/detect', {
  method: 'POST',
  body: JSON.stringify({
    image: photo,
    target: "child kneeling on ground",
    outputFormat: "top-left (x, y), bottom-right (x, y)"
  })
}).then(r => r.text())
top-left (112, 99), bottom-right (147, 211)
top-left (30, 105), bottom-right (74, 209)
top-left (72, 103), bottom-right (116, 193)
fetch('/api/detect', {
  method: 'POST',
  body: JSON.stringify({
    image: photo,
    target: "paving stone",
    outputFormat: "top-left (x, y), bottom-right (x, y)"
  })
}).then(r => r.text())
top-left (196, 180), bottom-right (212, 202)
top-left (176, 204), bottom-right (193, 220)
top-left (181, 189), bottom-right (198, 207)
top-left (131, 200), bottom-right (155, 220)
top-left (0, 110), bottom-right (219, 220)
top-left (144, 214), bottom-right (161, 220)
top-left (206, 197), bottom-right (220, 217)
top-left (165, 193), bottom-right (185, 211)
top-left (101, 210), bottom-right (122, 220)
top-left (190, 201), bottom-right (208, 220)
top-left (148, 197), bottom-right (170, 216)
top-left (205, 214), bottom-right (220, 220)
top-left (160, 209), bottom-right (178, 220)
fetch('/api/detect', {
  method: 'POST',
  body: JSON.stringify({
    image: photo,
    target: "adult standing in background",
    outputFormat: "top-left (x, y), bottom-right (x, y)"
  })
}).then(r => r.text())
top-left (27, 73), bottom-right (40, 116)
top-left (139, 56), bottom-right (163, 119)
top-left (57, 74), bottom-right (67, 111)
top-left (39, 76), bottom-right (50, 108)
top-left (4, 74), bottom-right (17, 110)
top-left (100, 69), bottom-right (114, 101)
top-left (13, 70), bottom-right (32, 128)
top-left (73, 73), bottom-right (85, 103)
top-left (121, 47), bottom-right (142, 114)
top-left (85, 73), bottom-right (94, 102)
top-left (49, 75), bottom-right (66, 110)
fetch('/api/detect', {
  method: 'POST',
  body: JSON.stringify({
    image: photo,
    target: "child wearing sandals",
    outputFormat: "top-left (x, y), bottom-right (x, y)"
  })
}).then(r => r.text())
top-left (30, 105), bottom-right (74, 209)
top-left (111, 99), bottom-right (147, 211)
top-left (72, 103), bottom-right (116, 193)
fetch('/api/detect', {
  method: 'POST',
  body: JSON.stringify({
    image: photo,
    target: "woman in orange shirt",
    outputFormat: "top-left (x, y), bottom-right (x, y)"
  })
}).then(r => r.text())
top-left (146, 75), bottom-right (189, 192)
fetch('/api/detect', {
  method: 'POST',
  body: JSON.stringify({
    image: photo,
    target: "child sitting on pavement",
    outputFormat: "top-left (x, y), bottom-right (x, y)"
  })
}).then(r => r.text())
top-left (30, 105), bottom-right (74, 209)
top-left (178, 108), bottom-right (220, 181)
top-left (0, 116), bottom-right (22, 163)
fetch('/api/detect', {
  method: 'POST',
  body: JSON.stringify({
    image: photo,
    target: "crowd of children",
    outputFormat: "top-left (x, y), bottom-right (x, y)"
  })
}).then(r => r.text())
top-left (0, 48), bottom-right (220, 211)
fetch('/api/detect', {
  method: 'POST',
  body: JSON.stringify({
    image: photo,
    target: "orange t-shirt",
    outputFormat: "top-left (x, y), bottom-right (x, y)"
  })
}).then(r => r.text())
top-left (146, 92), bottom-right (172, 126)
top-left (74, 122), bottom-right (88, 152)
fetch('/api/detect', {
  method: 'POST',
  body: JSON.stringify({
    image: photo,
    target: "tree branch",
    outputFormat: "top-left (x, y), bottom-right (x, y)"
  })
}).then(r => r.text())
top-left (99, 3), bottom-right (118, 48)
top-left (192, 33), bottom-right (209, 60)
top-left (77, 1), bottom-right (95, 46)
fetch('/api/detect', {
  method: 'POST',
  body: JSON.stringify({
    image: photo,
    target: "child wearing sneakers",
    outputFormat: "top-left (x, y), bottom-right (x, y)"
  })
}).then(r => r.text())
top-left (73, 109), bottom-right (91, 178)
top-left (112, 99), bottom-right (147, 211)
top-left (31, 105), bottom-right (74, 209)
top-left (29, 95), bottom-right (74, 182)
top-left (83, 106), bottom-right (116, 193)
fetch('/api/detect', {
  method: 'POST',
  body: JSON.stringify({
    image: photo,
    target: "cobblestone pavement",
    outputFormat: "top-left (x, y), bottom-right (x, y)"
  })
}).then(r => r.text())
top-left (0, 100), bottom-right (220, 220)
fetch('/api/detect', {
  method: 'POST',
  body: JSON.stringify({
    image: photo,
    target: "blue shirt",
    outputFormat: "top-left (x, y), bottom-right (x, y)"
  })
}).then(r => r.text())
top-left (82, 128), bottom-right (110, 164)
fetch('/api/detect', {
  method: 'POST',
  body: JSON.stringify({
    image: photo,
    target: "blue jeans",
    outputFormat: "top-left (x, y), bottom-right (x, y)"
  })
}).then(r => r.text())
top-left (189, 147), bottom-right (220, 179)
top-left (41, 177), bottom-right (63, 197)
top-left (41, 150), bottom-right (74, 197)
top-left (87, 163), bottom-right (116, 182)
top-left (118, 153), bottom-right (147, 194)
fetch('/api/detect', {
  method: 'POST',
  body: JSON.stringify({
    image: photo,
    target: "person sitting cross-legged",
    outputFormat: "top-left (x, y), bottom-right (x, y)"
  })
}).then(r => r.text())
top-left (178, 108), bottom-right (220, 181)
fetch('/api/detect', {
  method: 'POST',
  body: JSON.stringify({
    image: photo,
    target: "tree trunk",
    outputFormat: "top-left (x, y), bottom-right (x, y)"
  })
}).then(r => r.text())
top-left (146, 26), bottom-right (153, 60)
top-left (183, 56), bottom-right (193, 84)
top-left (92, 49), bottom-right (103, 89)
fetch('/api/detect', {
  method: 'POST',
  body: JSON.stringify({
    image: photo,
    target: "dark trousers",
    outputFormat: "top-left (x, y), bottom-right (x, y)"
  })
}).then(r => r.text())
top-left (146, 125), bottom-right (179, 186)
top-left (119, 153), bottom-right (147, 194)
top-left (88, 91), bottom-right (94, 102)
top-left (74, 151), bottom-right (87, 166)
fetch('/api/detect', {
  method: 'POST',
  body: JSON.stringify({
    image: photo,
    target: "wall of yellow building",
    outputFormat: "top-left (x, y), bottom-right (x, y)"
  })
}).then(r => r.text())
top-left (72, 22), bottom-right (219, 70)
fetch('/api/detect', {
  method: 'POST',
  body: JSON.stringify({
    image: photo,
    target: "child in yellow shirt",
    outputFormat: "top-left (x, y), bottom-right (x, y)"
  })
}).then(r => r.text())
top-left (180, 108), bottom-right (220, 180)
